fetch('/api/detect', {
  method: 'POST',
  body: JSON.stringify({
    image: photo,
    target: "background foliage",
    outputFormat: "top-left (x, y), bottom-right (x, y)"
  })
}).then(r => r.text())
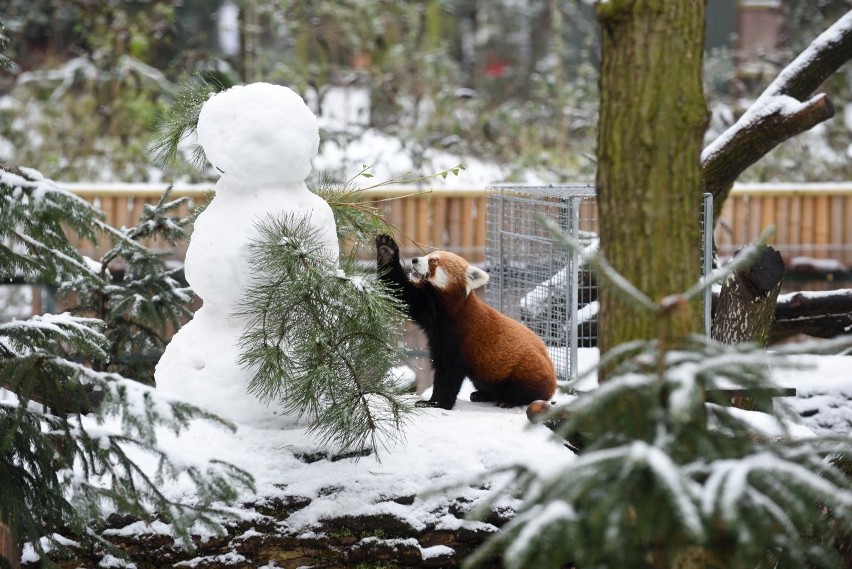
top-left (2, 1), bottom-right (850, 184)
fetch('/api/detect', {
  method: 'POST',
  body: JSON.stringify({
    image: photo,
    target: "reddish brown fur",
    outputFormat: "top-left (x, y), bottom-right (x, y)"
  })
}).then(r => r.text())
top-left (415, 250), bottom-right (556, 406)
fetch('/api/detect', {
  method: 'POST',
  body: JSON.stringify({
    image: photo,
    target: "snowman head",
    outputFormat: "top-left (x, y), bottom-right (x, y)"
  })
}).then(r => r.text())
top-left (197, 83), bottom-right (319, 184)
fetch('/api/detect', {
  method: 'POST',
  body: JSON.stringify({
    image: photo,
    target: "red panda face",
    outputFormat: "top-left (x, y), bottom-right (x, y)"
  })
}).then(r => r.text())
top-left (410, 251), bottom-right (489, 296)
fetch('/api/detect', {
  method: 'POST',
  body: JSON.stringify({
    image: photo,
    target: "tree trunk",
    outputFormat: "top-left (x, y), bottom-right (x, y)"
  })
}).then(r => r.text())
top-left (713, 245), bottom-right (785, 346)
top-left (0, 522), bottom-right (19, 569)
top-left (712, 245), bottom-right (785, 412)
top-left (595, 0), bottom-right (708, 372)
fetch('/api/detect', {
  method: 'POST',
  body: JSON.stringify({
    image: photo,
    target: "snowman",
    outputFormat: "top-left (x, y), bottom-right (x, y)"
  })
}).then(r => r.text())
top-left (155, 83), bottom-right (339, 427)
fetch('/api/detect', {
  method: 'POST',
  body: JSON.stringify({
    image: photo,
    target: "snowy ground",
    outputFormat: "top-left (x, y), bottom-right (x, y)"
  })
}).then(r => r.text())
top-left (8, 82), bottom-right (850, 565)
top-left (100, 348), bottom-right (851, 542)
top-left (132, 380), bottom-right (576, 539)
top-left (774, 353), bottom-right (852, 436)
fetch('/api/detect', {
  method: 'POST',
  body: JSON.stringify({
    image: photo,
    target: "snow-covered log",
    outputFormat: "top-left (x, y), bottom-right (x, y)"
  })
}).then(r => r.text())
top-left (770, 288), bottom-right (852, 343)
top-left (713, 245), bottom-right (785, 346)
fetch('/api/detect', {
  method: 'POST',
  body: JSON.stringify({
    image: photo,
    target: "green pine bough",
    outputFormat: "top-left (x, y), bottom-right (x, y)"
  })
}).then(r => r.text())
top-left (236, 212), bottom-right (415, 456)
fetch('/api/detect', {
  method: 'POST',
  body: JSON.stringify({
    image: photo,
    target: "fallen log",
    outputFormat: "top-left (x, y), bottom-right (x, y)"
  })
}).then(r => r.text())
top-left (770, 288), bottom-right (852, 343)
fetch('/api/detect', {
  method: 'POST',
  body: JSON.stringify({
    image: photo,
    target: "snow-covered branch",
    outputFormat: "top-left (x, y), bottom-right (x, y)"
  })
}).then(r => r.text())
top-left (701, 11), bottom-right (852, 219)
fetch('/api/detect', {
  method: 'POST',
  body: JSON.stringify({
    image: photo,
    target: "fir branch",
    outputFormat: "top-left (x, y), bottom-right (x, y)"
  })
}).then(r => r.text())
top-left (1, 165), bottom-right (248, 566)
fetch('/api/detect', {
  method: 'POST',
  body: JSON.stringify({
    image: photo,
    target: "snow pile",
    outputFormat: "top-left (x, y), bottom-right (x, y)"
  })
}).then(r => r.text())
top-left (154, 83), bottom-right (339, 427)
top-left (776, 354), bottom-right (852, 436)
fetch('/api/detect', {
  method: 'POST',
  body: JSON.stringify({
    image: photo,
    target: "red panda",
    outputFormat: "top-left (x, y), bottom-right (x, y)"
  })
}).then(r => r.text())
top-left (376, 234), bottom-right (556, 410)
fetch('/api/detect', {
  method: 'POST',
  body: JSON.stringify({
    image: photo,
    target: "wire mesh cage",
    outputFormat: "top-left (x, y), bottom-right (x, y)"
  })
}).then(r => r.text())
top-left (485, 185), bottom-right (712, 385)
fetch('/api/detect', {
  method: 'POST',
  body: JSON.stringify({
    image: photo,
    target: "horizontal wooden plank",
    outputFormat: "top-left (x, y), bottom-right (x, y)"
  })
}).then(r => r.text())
top-left (61, 183), bottom-right (852, 267)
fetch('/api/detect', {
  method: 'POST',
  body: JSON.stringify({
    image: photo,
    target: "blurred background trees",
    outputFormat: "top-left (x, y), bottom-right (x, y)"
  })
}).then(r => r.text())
top-left (0, 0), bottom-right (850, 184)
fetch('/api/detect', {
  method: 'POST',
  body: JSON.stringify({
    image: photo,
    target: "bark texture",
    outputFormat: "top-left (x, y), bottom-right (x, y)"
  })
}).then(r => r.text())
top-left (595, 0), bottom-right (708, 366)
top-left (713, 245), bottom-right (785, 346)
top-left (0, 523), bottom-right (19, 569)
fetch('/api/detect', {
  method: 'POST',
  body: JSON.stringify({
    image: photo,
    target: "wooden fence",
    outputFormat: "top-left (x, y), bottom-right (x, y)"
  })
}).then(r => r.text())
top-left (62, 182), bottom-right (852, 266)
top-left (62, 183), bottom-right (490, 263)
top-left (715, 183), bottom-right (852, 264)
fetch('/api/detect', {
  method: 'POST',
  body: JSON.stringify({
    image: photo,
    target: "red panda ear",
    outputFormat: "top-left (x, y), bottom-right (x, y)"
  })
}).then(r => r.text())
top-left (466, 266), bottom-right (489, 295)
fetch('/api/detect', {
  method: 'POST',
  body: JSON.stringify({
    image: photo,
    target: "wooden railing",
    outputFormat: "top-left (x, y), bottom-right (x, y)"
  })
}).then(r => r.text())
top-left (62, 182), bottom-right (852, 266)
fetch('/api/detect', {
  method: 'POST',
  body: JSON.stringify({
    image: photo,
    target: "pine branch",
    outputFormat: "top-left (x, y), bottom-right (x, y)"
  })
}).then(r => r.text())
top-left (237, 213), bottom-right (414, 455)
top-left (150, 74), bottom-right (220, 170)
top-left (461, 226), bottom-right (852, 568)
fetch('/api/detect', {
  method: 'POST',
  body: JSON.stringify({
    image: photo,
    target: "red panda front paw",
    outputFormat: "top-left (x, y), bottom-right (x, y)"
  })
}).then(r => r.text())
top-left (376, 234), bottom-right (400, 266)
top-left (469, 390), bottom-right (495, 403)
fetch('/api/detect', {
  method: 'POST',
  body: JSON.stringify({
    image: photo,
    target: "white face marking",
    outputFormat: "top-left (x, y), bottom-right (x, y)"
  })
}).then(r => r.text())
top-left (410, 255), bottom-right (430, 278)
top-left (432, 266), bottom-right (451, 290)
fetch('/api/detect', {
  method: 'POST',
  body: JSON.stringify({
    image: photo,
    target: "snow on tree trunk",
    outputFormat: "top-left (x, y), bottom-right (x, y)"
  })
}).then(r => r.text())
top-left (594, 0), bottom-right (709, 374)
top-left (713, 245), bottom-right (785, 346)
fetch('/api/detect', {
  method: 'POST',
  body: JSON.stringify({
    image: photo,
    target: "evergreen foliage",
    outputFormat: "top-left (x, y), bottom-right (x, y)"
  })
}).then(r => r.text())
top-left (67, 188), bottom-right (195, 386)
top-left (237, 212), bottom-right (415, 456)
top-left (0, 165), bottom-right (252, 565)
top-left (0, 21), bottom-right (13, 73)
top-left (150, 73), bottom-right (223, 171)
top-left (466, 228), bottom-right (852, 569)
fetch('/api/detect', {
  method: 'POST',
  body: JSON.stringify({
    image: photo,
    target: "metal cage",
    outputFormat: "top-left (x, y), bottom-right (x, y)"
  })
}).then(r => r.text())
top-left (485, 185), bottom-right (712, 384)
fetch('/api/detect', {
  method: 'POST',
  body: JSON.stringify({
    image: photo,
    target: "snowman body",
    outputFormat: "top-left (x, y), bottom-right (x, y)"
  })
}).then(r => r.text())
top-left (155, 83), bottom-right (338, 427)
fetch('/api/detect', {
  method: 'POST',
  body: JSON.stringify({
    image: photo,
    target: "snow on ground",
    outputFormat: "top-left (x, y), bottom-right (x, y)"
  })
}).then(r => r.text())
top-left (774, 354), bottom-right (852, 436)
top-left (126, 85), bottom-right (852, 531)
top-left (126, 380), bottom-right (575, 538)
top-left (570, 348), bottom-right (852, 438)
top-left (9, 81), bottom-right (849, 560)
top-left (145, 83), bottom-right (575, 541)
top-left (112, 346), bottom-right (850, 543)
